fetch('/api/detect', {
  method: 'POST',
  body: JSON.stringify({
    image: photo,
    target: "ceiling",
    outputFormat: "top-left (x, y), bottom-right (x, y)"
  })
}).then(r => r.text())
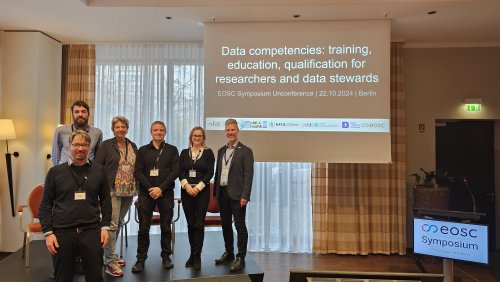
top-left (0, 0), bottom-right (499, 46)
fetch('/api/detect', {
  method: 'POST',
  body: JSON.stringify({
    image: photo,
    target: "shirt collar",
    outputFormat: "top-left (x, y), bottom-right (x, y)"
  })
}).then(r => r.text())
top-left (149, 140), bottom-right (165, 149)
top-left (226, 141), bottom-right (239, 149)
top-left (72, 124), bottom-right (91, 132)
top-left (68, 158), bottom-right (90, 167)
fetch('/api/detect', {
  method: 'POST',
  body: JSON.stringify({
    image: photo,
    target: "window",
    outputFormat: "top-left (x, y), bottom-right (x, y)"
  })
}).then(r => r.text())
top-left (94, 43), bottom-right (312, 252)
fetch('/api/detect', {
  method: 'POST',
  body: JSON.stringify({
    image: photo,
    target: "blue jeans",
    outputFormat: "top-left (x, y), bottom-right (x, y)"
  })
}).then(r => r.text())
top-left (104, 196), bottom-right (133, 265)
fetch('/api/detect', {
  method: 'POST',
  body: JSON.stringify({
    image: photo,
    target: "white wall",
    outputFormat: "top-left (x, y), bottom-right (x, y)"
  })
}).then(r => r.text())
top-left (405, 47), bottom-right (500, 174)
top-left (404, 46), bottom-right (500, 249)
top-left (0, 31), bottom-right (61, 251)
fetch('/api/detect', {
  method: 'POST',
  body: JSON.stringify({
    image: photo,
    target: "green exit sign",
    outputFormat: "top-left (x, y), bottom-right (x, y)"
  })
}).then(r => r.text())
top-left (466, 104), bottom-right (481, 111)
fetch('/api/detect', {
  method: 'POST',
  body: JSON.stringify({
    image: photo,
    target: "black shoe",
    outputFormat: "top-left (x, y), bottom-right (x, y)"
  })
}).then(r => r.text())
top-left (162, 257), bottom-right (174, 269)
top-left (230, 257), bottom-right (245, 272)
top-left (215, 251), bottom-right (235, 265)
top-left (192, 255), bottom-right (201, 270)
top-left (185, 254), bottom-right (194, 267)
top-left (131, 261), bottom-right (144, 273)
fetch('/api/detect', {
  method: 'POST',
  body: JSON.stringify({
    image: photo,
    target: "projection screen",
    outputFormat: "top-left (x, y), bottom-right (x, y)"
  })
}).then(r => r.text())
top-left (204, 20), bottom-right (391, 163)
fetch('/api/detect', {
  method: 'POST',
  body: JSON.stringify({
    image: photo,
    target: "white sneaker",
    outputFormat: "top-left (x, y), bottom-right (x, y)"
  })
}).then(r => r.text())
top-left (105, 262), bottom-right (124, 277)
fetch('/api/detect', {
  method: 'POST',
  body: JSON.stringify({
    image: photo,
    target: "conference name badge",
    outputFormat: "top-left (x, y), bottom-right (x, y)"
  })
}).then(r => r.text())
top-left (189, 169), bottom-right (197, 178)
top-left (74, 192), bottom-right (86, 200)
top-left (122, 164), bottom-right (131, 172)
top-left (150, 169), bottom-right (159, 177)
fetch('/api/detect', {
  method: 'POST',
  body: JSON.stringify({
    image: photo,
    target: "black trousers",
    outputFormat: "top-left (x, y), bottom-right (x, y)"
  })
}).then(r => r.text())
top-left (181, 187), bottom-right (210, 255)
top-left (53, 226), bottom-right (103, 282)
top-left (218, 188), bottom-right (248, 258)
top-left (136, 192), bottom-right (174, 262)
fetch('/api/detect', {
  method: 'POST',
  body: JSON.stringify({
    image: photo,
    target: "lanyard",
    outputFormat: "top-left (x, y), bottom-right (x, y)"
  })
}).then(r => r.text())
top-left (189, 148), bottom-right (202, 169)
top-left (68, 164), bottom-right (89, 192)
top-left (114, 139), bottom-right (129, 163)
top-left (153, 142), bottom-right (165, 169)
top-left (223, 146), bottom-right (235, 166)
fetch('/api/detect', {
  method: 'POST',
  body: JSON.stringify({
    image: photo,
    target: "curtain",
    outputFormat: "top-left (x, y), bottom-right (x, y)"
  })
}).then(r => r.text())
top-left (61, 44), bottom-right (96, 124)
top-left (248, 162), bottom-right (312, 253)
top-left (94, 43), bottom-right (204, 147)
top-left (94, 42), bottom-right (205, 234)
top-left (93, 43), bottom-right (313, 252)
top-left (311, 42), bottom-right (406, 254)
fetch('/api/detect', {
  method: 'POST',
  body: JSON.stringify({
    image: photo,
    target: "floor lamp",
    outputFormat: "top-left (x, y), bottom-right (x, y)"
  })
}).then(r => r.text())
top-left (0, 119), bottom-right (19, 217)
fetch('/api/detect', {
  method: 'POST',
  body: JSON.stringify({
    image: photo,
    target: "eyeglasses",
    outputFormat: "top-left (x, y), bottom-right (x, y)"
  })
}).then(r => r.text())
top-left (71, 143), bottom-right (90, 148)
top-left (192, 135), bottom-right (204, 139)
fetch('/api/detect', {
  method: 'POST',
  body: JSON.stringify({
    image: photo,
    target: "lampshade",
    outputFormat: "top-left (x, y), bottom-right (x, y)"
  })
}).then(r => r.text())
top-left (0, 119), bottom-right (17, 140)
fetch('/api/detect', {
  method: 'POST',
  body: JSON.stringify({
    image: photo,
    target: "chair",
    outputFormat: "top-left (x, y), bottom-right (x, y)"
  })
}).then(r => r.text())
top-left (17, 184), bottom-right (44, 268)
top-left (204, 183), bottom-right (222, 226)
top-left (134, 198), bottom-right (182, 253)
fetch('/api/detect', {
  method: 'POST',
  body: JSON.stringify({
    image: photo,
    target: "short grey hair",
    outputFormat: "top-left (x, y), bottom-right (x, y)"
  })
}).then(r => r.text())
top-left (150, 120), bottom-right (166, 132)
top-left (225, 118), bottom-right (239, 128)
top-left (111, 116), bottom-right (130, 131)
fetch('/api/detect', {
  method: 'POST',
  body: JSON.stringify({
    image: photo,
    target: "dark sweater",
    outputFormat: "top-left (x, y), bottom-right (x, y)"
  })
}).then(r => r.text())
top-left (39, 161), bottom-right (111, 233)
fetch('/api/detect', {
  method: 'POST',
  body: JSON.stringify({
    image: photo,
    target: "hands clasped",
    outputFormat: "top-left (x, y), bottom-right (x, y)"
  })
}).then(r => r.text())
top-left (148, 187), bottom-right (163, 199)
top-left (185, 184), bottom-right (199, 197)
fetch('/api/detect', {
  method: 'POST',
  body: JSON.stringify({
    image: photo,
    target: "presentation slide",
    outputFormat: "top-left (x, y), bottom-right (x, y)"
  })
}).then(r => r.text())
top-left (204, 20), bottom-right (391, 162)
top-left (414, 218), bottom-right (488, 264)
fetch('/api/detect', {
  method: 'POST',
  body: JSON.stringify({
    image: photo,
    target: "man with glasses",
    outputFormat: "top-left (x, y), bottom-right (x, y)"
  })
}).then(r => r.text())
top-left (52, 100), bottom-right (103, 165)
top-left (50, 100), bottom-right (103, 278)
top-left (39, 130), bottom-right (111, 282)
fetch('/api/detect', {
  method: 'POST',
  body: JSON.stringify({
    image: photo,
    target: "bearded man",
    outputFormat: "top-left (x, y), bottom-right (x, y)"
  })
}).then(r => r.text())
top-left (52, 100), bottom-right (103, 165)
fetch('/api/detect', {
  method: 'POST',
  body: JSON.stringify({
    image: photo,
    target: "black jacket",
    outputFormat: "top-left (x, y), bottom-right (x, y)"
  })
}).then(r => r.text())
top-left (94, 137), bottom-right (139, 191)
top-left (134, 141), bottom-right (180, 195)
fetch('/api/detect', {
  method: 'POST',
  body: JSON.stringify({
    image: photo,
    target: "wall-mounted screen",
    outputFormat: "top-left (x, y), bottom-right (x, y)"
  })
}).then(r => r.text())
top-left (204, 20), bottom-right (391, 163)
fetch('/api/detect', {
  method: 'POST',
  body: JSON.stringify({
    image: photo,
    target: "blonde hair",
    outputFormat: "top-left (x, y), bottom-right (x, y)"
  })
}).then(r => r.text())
top-left (188, 126), bottom-right (207, 148)
top-left (69, 130), bottom-right (91, 144)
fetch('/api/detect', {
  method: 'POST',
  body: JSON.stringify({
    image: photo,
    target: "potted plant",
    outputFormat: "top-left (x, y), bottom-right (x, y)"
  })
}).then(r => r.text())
top-left (411, 168), bottom-right (454, 210)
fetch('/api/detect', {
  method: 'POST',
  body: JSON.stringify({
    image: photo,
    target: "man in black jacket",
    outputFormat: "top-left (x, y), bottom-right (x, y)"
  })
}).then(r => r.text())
top-left (132, 121), bottom-right (180, 273)
top-left (39, 130), bottom-right (111, 282)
